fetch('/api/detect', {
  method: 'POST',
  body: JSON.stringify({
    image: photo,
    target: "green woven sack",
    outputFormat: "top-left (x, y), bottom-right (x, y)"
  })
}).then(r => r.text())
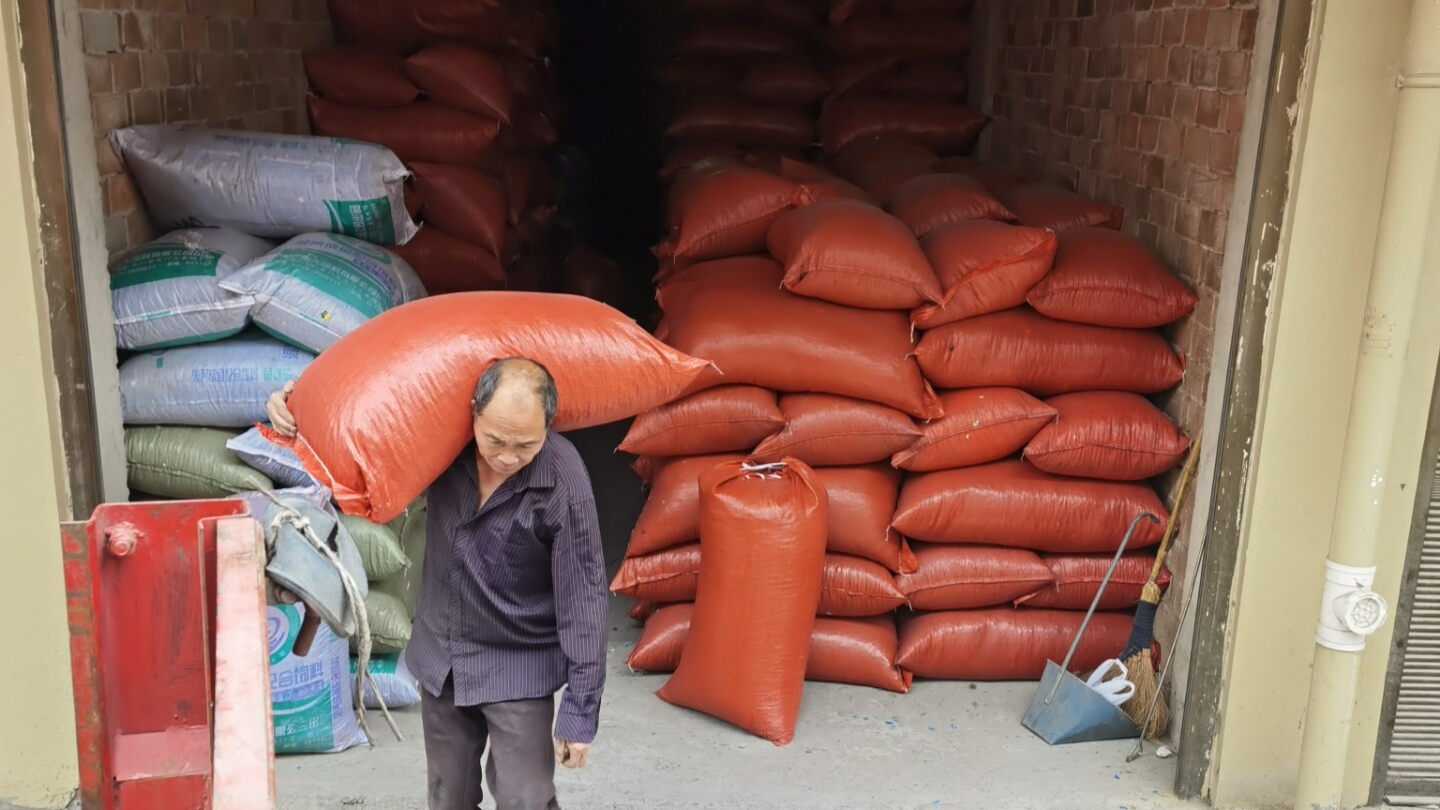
top-left (374, 496), bottom-right (427, 617)
top-left (338, 514), bottom-right (409, 580)
top-left (125, 426), bottom-right (273, 499)
top-left (355, 591), bottom-right (412, 655)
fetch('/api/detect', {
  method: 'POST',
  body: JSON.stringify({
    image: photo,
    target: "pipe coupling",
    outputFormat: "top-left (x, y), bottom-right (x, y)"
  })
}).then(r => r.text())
top-left (1315, 560), bottom-right (1388, 652)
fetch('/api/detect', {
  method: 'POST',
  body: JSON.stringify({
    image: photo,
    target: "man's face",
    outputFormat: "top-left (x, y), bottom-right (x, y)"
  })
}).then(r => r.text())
top-left (472, 385), bottom-right (548, 478)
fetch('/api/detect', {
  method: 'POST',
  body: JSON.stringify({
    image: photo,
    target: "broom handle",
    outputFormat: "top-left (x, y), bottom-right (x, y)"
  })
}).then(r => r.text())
top-left (1145, 434), bottom-right (1204, 587)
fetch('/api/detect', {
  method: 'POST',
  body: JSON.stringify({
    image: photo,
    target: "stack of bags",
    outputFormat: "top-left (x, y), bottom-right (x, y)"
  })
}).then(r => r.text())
top-left (614, 0), bottom-right (1198, 745)
top-left (306, 0), bottom-right (566, 295)
top-left (108, 124), bottom-right (432, 753)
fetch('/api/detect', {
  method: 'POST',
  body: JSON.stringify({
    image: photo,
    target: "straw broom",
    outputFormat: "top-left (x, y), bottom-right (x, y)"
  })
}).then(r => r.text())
top-left (1107, 434), bottom-right (1203, 740)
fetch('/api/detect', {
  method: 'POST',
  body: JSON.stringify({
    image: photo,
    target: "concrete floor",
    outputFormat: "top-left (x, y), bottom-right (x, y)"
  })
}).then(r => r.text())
top-left (276, 598), bottom-right (1195, 810)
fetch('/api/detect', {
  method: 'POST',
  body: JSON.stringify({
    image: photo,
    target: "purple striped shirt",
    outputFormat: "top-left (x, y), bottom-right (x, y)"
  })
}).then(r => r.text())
top-left (406, 432), bottom-right (608, 743)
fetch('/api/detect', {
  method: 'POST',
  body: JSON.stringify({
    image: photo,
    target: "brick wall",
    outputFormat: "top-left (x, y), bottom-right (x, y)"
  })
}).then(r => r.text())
top-left (977, 0), bottom-right (1260, 666)
top-left (80, 0), bottom-right (331, 254)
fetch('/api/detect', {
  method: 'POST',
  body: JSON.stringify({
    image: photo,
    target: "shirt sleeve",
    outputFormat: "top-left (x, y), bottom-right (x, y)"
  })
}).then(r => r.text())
top-left (551, 490), bottom-right (608, 743)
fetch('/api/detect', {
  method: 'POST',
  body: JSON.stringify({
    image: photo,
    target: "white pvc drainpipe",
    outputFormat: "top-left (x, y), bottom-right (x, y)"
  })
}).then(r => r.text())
top-left (1291, 1), bottom-right (1440, 806)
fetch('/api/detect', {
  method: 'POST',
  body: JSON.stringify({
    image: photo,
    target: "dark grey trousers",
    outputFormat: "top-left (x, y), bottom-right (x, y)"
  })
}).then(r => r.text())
top-left (421, 677), bottom-right (561, 810)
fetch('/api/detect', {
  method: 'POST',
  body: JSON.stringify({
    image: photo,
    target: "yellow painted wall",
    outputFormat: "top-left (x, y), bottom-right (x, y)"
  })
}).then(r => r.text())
top-left (1207, 0), bottom-right (1426, 806)
top-left (0, 1), bottom-right (80, 807)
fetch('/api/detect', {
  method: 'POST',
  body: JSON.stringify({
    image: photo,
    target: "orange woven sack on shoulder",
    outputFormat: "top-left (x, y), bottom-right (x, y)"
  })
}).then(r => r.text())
top-left (1025, 391), bottom-right (1191, 481)
top-left (896, 544), bottom-right (1056, 611)
top-left (309, 98), bottom-right (502, 166)
top-left (914, 307), bottom-right (1185, 395)
top-left (767, 198), bottom-right (944, 310)
top-left (891, 459), bottom-right (1169, 552)
top-left (897, 608), bottom-right (1131, 680)
top-left (409, 163), bottom-right (508, 257)
top-left (658, 459), bottom-right (828, 745)
top-left (910, 221), bottom-right (1057, 329)
top-left (1026, 227), bottom-right (1199, 329)
top-left (892, 388), bottom-right (1056, 472)
top-left (304, 48), bottom-right (420, 107)
top-left (621, 387), bottom-right (785, 457)
top-left (405, 44), bottom-right (514, 124)
top-left (263, 293), bottom-right (710, 522)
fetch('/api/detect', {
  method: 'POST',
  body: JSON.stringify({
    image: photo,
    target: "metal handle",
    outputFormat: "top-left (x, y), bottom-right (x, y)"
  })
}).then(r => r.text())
top-left (1045, 511), bottom-right (1161, 705)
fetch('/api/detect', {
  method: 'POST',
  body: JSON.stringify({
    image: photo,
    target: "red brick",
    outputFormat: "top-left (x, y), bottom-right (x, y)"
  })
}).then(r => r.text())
top-left (1147, 82), bottom-right (1176, 117)
top-left (129, 88), bottom-right (162, 125)
top-left (208, 19), bottom-right (232, 49)
top-left (127, 211), bottom-right (154, 249)
top-left (1206, 9), bottom-right (1239, 48)
top-left (1146, 47), bottom-right (1169, 81)
top-left (163, 87), bottom-right (192, 122)
top-left (95, 137), bottom-right (122, 175)
top-left (1158, 120), bottom-right (1185, 155)
top-left (1098, 110), bottom-right (1120, 142)
top-left (120, 11), bottom-right (150, 48)
top-left (106, 173), bottom-right (139, 216)
top-left (92, 92), bottom-right (129, 133)
top-left (1183, 10), bottom-right (1208, 46)
top-left (1223, 92), bottom-right (1247, 131)
top-left (1143, 154), bottom-right (1167, 187)
top-left (256, 0), bottom-right (292, 20)
top-left (1161, 9), bottom-right (1187, 43)
top-left (1174, 86), bottom-right (1200, 121)
top-left (1137, 11), bottom-right (1161, 44)
top-left (1139, 118), bottom-right (1161, 151)
top-left (84, 55), bottom-right (112, 94)
top-left (1168, 46), bottom-right (1194, 81)
top-left (167, 52), bottom-right (194, 85)
top-left (1182, 127), bottom-right (1211, 164)
top-left (189, 0), bottom-right (228, 16)
top-left (180, 16), bottom-right (208, 50)
top-left (1196, 89), bottom-right (1224, 128)
top-left (1191, 51), bottom-right (1222, 87)
top-left (1220, 51), bottom-right (1251, 92)
top-left (1149, 188), bottom-right (1176, 228)
top-left (139, 52), bottom-right (169, 88)
top-left (1208, 130), bottom-right (1240, 172)
top-left (109, 52), bottom-right (141, 92)
top-left (1238, 7), bottom-right (1260, 48)
top-left (1120, 113), bottom-right (1142, 148)
top-left (153, 13), bottom-right (183, 49)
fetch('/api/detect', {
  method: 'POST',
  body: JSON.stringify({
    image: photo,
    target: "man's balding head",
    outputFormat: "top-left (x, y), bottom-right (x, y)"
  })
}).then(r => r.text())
top-left (471, 357), bottom-right (558, 427)
top-left (470, 358), bottom-right (557, 479)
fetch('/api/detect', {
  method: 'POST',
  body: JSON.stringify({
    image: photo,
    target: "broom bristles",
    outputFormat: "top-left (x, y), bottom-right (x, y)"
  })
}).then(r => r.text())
top-left (1121, 649), bottom-right (1170, 741)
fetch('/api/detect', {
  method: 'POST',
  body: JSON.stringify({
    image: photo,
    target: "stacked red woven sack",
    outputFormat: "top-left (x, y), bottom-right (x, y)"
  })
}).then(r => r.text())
top-left (304, 0), bottom-right (564, 294)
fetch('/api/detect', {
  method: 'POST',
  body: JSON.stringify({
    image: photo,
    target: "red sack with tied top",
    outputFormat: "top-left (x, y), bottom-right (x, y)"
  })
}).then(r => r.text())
top-left (263, 293), bottom-right (710, 523)
top-left (658, 459), bottom-right (828, 745)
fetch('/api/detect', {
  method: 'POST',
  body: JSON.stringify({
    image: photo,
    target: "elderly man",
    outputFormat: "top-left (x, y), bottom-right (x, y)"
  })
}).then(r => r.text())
top-left (267, 357), bottom-right (607, 810)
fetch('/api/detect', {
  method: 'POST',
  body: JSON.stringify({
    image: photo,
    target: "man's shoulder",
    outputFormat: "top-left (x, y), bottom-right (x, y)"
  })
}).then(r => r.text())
top-left (540, 432), bottom-right (592, 494)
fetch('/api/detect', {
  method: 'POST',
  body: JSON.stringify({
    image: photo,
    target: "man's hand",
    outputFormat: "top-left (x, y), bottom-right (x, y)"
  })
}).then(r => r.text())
top-left (554, 738), bottom-right (590, 769)
top-left (266, 380), bottom-right (298, 437)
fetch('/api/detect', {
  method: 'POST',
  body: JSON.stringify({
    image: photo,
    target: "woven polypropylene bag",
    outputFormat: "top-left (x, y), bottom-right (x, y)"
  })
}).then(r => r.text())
top-left (892, 388), bottom-right (1056, 472)
top-left (657, 459), bottom-right (828, 745)
top-left (896, 544), bottom-right (1055, 611)
top-left (263, 293), bottom-right (710, 522)
top-left (896, 608), bottom-right (1130, 680)
top-left (1026, 227), bottom-right (1199, 328)
top-left (1024, 391), bottom-right (1191, 481)
top-left (620, 387), bottom-right (785, 457)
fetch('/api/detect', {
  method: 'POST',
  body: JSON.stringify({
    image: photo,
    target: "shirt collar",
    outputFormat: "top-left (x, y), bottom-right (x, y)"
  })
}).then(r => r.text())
top-left (457, 432), bottom-right (558, 492)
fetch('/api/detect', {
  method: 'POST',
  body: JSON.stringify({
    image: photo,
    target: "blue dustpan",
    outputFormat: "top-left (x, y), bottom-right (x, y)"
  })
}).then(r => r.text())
top-left (1022, 512), bottom-right (1160, 746)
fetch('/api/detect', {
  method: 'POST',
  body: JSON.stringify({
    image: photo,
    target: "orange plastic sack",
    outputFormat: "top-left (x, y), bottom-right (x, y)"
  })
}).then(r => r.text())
top-left (1024, 391), bottom-right (1191, 481)
top-left (675, 22), bottom-right (807, 60)
top-left (387, 228), bottom-right (506, 295)
top-left (1001, 183), bottom-right (1123, 232)
top-left (627, 453), bottom-right (749, 558)
top-left (897, 608), bottom-right (1131, 680)
top-left (952, 163), bottom-right (1028, 197)
top-left (658, 459), bottom-right (828, 745)
top-left (777, 159), bottom-right (874, 203)
top-left (832, 138), bottom-right (939, 179)
top-left (494, 106), bottom-right (560, 155)
top-left (767, 199), bottom-right (944, 310)
top-left (266, 294), bottom-right (710, 522)
top-left (621, 387), bottom-right (784, 457)
top-left (891, 459), bottom-right (1170, 552)
top-left (910, 221), bottom-right (1057, 329)
top-left (1027, 227), bottom-right (1199, 329)
top-left (630, 607), bottom-right (911, 693)
top-left (615, 545), bottom-right (900, 616)
top-left (888, 174), bottom-right (1018, 237)
top-left (304, 48), bottom-right (420, 107)
top-left (309, 98), bottom-right (502, 167)
top-left (892, 388), bottom-right (1056, 472)
top-left (410, 163), bottom-right (507, 257)
top-left (844, 159), bottom-right (940, 206)
top-left (560, 243), bottom-right (625, 308)
top-left (821, 97), bottom-right (988, 155)
top-left (660, 143), bottom-right (746, 180)
top-left (656, 60), bottom-right (740, 91)
top-left (665, 99), bottom-right (815, 151)
top-left (914, 308), bottom-right (1186, 395)
top-left (326, 0), bottom-right (427, 52)
top-left (660, 283), bottom-right (942, 418)
top-left (666, 168), bottom-right (806, 263)
top-left (815, 465), bottom-right (915, 573)
top-left (897, 544), bottom-right (1056, 610)
top-left (819, 554), bottom-right (908, 616)
top-left (739, 59), bottom-right (832, 105)
top-left (1017, 552), bottom-right (1171, 611)
top-left (610, 542), bottom-right (704, 604)
top-left (824, 16), bottom-right (972, 60)
top-left (883, 63), bottom-right (970, 101)
top-left (405, 44), bottom-right (514, 124)
top-left (750, 394), bottom-right (922, 466)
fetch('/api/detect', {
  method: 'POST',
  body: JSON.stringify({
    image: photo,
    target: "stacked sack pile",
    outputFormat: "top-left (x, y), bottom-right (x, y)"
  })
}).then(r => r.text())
top-left (614, 0), bottom-right (1197, 745)
top-left (306, 0), bottom-right (571, 295)
top-left (108, 124), bottom-right (433, 754)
